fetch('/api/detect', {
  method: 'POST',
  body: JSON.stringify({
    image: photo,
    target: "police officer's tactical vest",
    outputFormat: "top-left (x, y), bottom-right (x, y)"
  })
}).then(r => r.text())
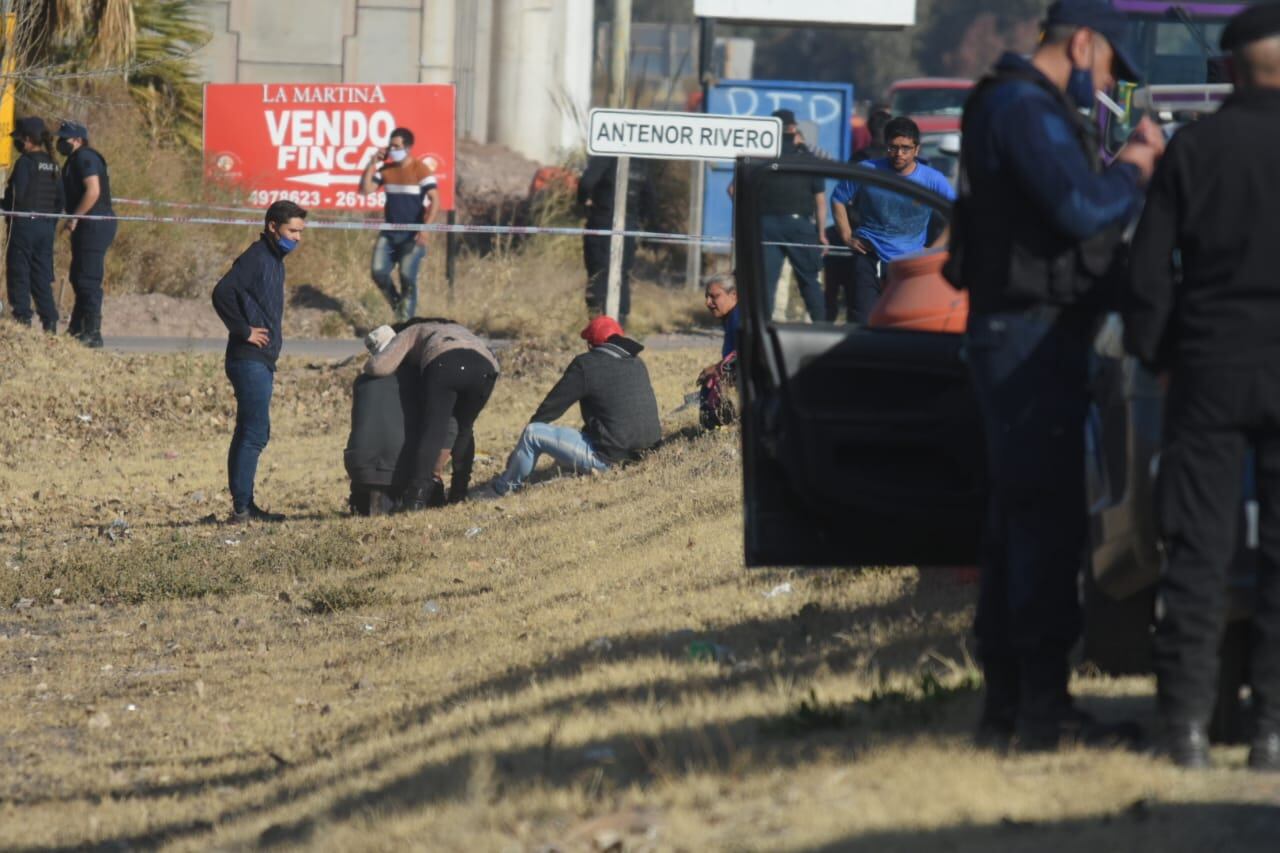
top-left (15, 152), bottom-right (61, 214)
top-left (944, 67), bottom-right (1128, 310)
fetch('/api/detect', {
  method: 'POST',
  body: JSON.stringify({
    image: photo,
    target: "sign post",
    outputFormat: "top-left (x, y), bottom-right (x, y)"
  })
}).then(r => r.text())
top-left (588, 107), bottom-right (783, 319)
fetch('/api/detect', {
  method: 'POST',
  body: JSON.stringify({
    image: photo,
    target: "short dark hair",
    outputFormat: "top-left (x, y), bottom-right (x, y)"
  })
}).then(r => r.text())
top-left (265, 199), bottom-right (307, 229)
top-left (390, 126), bottom-right (415, 147)
top-left (883, 116), bottom-right (921, 146)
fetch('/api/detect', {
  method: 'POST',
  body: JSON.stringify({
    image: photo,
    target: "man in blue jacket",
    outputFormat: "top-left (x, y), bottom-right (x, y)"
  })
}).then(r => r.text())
top-left (211, 200), bottom-right (307, 523)
top-left (946, 0), bottom-right (1163, 751)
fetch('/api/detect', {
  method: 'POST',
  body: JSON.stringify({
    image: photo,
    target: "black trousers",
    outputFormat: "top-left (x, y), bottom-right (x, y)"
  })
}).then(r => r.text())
top-left (761, 214), bottom-right (825, 322)
top-left (1156, 364), bottom-right (1280, 731)
top-left (6, 219), bottom-right (58, 330)
top-left (414, 350), bottom-right (497, 490)
top-left (68, 219), bottom-right (117, 333)
top-left (583, 225), bottom-right (636, 323)
top-left (849, 251), bottom-right (884, 326)
top-left (967, 308), bottom-right (1092, 721)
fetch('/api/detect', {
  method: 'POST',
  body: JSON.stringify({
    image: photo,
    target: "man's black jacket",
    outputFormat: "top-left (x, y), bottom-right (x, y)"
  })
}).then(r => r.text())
top-left (531, 336), bottom-right (662, 462)
top-left (211, 233), bottom-right (286, 369)
top-left (1128, 88), bottom-right (1280, 370)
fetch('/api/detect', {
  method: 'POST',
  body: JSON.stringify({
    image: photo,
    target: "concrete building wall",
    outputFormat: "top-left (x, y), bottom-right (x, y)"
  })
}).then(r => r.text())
top-left (190, 0), bottom-right (593, 163)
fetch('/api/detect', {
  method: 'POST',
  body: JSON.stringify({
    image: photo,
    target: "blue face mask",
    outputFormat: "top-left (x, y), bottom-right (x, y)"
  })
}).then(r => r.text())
top-left (276, 235), bottom-right (298, 254)
top-left (1067, 65), bottom-right (1096, 112)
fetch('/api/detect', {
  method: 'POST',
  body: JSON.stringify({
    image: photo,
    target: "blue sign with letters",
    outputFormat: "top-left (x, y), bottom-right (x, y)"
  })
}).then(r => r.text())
top-left (701, 79), bottom-right (855, 252)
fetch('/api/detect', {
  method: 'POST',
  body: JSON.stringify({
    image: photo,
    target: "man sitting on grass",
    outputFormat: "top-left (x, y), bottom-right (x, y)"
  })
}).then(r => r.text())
top-left (492, 316), bottom-right (661, 495)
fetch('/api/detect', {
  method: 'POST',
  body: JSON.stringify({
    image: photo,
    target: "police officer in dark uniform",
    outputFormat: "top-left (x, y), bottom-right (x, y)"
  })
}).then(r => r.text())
top-left (757, 108), bottom-right (827, 322)
top-left (578, 155), bottom-right (657, 329)
top-left (3, 117), bottom-right (64, 332)
top-left (1126, 4), bottom-right (1280, 771)
top-left (57, 120), bottom-right (117, 348)
top-left (946, 0), bottom-right (1163, 750)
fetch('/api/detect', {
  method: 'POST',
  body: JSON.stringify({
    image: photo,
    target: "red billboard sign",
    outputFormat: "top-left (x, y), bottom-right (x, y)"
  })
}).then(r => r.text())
top-left (203, 83), bottom-right (455, 212)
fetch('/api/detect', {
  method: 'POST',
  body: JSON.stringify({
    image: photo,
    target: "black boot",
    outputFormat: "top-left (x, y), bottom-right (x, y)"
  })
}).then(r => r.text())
top-left (975, 659), bottom-right (1019, 750)
top-left (79, 311), bottom-right (103, 348)
top-left (1248, 729), bottom-right (1280, 772)
top-left (66, 306), bottom-right (83, 338)
top-left (398, 479), bottom-right (444, 512)
top-left (1159, 719), bottom-right (1211, 769)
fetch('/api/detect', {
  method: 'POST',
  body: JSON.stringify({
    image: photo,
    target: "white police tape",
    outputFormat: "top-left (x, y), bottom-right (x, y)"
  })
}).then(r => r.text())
top-left (0, 207), bottom-right (858, 255)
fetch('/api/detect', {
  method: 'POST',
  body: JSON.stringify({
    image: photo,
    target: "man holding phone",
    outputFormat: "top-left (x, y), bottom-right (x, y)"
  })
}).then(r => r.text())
top-left (360, 127), bottom-right (439, 322)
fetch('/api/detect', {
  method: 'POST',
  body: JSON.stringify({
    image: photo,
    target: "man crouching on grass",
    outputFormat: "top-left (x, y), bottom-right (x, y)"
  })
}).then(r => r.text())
top-left (212, 200), bottom-right (307, 523)
top-left (491, 316), bottom-right (661, 496)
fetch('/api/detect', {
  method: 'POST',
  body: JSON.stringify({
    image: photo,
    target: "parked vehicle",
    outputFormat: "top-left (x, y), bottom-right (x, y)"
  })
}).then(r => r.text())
top-left (733, 157), bottom-right (1256, 738)
top-left (885, 78), bottom-right (973, 134)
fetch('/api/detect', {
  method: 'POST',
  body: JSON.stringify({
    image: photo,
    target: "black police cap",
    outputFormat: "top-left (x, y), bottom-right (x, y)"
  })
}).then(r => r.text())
top-left (1044, 0), bottom-right (1143, 81)
top-left (11, 116), bottom-right (47, 139)
top-left (771, 109), bottom-right (798, 126)
top-left (1221, 3), bottom-right (1280, 52)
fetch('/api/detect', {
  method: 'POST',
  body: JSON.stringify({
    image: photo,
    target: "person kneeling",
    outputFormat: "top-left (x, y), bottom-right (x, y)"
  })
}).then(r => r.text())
top-left (493, 316), bottom-right (661, 495)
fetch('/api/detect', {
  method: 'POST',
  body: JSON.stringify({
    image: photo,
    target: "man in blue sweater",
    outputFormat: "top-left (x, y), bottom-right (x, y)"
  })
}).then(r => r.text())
top-left (211, 200), bottom-right (307, 523)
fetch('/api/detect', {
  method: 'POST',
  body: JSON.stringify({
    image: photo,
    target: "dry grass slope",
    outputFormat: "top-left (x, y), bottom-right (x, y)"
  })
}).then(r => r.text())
top-left (1, 324), bottom-right (1277, 851)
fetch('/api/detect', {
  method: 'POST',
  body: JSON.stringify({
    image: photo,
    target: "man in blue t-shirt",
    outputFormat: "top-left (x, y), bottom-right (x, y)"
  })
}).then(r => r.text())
top-left (829, 116), bottom-right (955, 324)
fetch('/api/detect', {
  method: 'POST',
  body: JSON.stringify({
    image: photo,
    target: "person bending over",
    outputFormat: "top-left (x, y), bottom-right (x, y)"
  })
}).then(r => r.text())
top-left (493, 316), bottom-right (661, 495)
top-left (363, 318), bottom-right (499, 510)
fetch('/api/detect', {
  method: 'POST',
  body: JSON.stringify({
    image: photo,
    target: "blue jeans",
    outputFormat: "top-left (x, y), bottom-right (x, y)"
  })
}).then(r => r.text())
top-left (225, 358), bottom-right (274, 512)
top-left (494, 423), bottom-right (609, 494)
top-left (371, 232), bottom-right (426, 320)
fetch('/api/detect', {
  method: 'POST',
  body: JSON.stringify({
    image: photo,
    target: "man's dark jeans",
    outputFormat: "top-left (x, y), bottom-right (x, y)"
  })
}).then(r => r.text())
top-left (1155, 364), bottom-right (1280, 731)
top-left (966, 307), bottom-right (1092, 719)
top-left (761, 214), bottom-right (825, 322)
top-left (583, 221), bottom-right (636, 324)
top-left (226, 357), bottom-right (274, 512)
top-left (849, 250), bottom-right (884, 325)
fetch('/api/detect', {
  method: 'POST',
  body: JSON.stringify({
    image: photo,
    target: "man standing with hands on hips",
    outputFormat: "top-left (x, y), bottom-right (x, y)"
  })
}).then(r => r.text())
top-left (212, 200), bottom-right (307, 524)
top-left (360, 126), bottom-right (438, 322)
top-left (1127, 3), bottom-right (1280, 772)
top-left (57, 121), bottom-right (116, 348)
top-left (946, 0), bottom-right (1164, 751)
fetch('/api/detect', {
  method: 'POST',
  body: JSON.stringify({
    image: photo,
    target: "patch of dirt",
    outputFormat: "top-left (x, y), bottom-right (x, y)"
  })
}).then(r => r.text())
top-left (455, 139), bottom-right (544, 209)
top-left (101, 293), bottom-right (341, 339)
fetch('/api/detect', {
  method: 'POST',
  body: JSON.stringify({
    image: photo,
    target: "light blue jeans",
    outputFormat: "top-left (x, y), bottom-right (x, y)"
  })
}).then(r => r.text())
top-left (494, 423), bottom-right (610, 494)
top-left (371, 232), bottom-right (426, 320)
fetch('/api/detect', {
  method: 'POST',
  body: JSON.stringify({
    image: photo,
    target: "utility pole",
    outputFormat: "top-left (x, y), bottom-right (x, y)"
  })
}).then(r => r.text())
top-left (685, 16), bottom-right (714, 290)
top-left (605, 0), bottom-right (632, 322)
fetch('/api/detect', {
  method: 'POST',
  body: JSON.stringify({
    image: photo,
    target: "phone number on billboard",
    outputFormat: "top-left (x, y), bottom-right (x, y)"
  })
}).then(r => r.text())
top-left (247, 190), bottom-right (388, 209)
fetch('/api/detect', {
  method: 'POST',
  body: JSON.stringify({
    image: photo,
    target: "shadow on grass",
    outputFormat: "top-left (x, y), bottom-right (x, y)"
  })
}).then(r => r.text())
top-left (11, 575), bottom-right (989, 850)
top-left (796, 802), bottom-right (1280, 853)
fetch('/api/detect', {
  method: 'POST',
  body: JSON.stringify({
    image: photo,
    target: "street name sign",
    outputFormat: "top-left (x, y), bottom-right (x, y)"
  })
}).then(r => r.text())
top-left (693, 0), bottom-right (916, 27)
top-left (588, 109), bottom-right (783, 161)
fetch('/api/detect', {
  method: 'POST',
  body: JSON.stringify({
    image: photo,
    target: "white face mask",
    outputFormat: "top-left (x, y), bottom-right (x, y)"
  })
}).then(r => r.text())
top-left (387, 148), bottom-right (408, 163)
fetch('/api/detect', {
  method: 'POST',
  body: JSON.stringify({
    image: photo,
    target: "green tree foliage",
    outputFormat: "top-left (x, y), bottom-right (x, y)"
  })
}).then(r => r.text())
top-left (7, 0), bottom-right (208, 148)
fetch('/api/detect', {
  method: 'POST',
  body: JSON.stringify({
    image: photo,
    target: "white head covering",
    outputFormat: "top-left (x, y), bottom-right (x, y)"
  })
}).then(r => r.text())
top-left (365, 325), bottom-right (395, 354)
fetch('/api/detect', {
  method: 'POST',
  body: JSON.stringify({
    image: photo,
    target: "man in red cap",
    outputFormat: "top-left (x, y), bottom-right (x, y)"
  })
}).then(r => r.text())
top-left (491, 316), bottom-right (661, 495)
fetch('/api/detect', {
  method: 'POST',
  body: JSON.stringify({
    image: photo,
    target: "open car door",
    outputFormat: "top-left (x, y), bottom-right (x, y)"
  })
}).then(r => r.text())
top-left (734, 156), bottom-right (980, 568)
